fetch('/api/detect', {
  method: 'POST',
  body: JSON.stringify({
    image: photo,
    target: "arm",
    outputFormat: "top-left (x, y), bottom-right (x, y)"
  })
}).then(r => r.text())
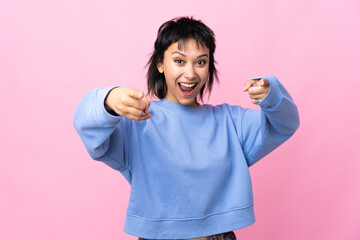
top-left (240, 75), bottom-right (300, 167)
top-left (73, 87), bottom-right (129, 172)
top-left (73, 86), bottom-right (152, 183)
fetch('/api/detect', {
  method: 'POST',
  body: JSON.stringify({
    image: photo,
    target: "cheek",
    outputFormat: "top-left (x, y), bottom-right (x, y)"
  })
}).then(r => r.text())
top-left (199, 68), bottom-right (209, 81)
top-left (164, 66), bottom-right (182, 81)
top-left (199, 81), bottom-right (206, 90)
top-left (164, 72), bottom-right (178, 89)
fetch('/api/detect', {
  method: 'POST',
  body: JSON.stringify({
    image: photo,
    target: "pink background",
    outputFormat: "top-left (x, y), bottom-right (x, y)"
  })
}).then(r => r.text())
top-left (1, 0), bottom-right (359, 239)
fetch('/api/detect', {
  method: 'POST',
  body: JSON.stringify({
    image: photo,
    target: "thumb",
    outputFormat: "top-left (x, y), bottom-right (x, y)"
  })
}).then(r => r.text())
top-left (259, 78), bottom-right (269, 87)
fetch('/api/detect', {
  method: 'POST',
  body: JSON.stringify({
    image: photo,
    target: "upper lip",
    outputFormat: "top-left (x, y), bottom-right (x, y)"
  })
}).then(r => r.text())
top-left (178, 81), bottom-right (198, 84)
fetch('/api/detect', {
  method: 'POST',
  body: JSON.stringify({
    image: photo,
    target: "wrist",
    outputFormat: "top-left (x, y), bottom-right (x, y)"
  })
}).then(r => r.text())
top-left (104, 90), bottom-right (120, 116)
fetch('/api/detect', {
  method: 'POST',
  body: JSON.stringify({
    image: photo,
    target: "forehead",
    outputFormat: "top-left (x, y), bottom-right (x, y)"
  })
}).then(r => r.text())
top-left (166, 38), bottom-right (209, 54)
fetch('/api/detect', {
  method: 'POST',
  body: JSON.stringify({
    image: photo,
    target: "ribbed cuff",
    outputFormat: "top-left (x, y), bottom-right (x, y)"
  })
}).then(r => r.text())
top-left (249, 75), bottom-right (283, 109)
top-left (95, 86), bottom-right (122, 126)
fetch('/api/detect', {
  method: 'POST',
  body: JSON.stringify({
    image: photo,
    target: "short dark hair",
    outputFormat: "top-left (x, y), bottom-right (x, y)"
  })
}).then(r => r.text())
top-left (146, 16), bottom-right (219, 103)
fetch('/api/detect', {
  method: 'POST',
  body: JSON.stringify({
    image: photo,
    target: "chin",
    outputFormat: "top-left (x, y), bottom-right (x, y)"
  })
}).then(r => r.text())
top-left (179, 98), bottom-right (197, 107)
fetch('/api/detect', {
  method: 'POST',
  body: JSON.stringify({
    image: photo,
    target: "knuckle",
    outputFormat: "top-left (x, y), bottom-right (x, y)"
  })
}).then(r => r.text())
top-left (119, 94), bottom-right (127, 103)
top-left (117, 105), bottom-right (126, 113)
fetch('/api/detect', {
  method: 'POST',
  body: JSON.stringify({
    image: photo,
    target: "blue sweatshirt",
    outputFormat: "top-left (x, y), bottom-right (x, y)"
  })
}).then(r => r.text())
top-left (73, 75), bottom-right (299, 239)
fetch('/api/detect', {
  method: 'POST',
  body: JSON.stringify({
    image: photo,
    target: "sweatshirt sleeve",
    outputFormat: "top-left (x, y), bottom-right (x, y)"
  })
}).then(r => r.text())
top-left (239, 75), bottom-right (300, 167)
top-left (73, 87), bottom-right (132, 181)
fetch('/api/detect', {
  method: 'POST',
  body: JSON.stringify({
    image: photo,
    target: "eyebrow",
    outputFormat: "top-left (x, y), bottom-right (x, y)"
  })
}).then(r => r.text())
top-left (171, 51), bottom-right (208, 58)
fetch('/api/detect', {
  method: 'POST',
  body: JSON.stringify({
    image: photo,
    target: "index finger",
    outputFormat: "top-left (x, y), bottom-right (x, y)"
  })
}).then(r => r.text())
top-left (243, 79), bottom-right (260, 92)
top-left (141, 95), bottom-right (151, 115)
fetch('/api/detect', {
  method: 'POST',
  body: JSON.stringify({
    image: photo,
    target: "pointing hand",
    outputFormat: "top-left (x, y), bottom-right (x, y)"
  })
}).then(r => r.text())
top-left (105, 87), bottom-right (152, 121)
top-left (242, 78), bottom-right (270, 105)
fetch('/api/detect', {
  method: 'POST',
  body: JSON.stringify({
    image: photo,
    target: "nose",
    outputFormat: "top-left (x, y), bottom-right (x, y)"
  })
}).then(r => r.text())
top-left (184, 64), bottom-right (196, 80)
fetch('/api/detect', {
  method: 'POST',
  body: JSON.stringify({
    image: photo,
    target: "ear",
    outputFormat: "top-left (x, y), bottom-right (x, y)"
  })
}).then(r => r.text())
top-left (157, 62), bottom-right (164, 73)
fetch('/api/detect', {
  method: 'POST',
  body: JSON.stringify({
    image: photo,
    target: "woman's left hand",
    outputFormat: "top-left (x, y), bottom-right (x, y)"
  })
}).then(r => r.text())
top-left (242, 78), bottom-right (270, 105)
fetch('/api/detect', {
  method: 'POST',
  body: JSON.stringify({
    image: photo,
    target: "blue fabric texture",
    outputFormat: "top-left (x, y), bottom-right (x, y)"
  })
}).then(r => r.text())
top-left (138, 230), bottom-right (237, 240)
top-left (73, 75), bottom-right (299, 239)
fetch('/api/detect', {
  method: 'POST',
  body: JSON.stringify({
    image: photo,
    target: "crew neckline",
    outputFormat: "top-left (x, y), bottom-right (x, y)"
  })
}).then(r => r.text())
top-left (155, 98), bottom-right (208, 114)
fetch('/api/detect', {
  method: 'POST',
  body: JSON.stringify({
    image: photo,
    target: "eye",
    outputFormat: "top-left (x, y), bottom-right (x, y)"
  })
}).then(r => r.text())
top-left (197, 60), bottom-right (207, 65)
top-left (175, 59), bottom-right (184, 64)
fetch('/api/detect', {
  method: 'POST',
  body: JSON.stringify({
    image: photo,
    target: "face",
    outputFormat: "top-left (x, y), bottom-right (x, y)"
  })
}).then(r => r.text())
top-left (157, 38), bottom-right (210, 107)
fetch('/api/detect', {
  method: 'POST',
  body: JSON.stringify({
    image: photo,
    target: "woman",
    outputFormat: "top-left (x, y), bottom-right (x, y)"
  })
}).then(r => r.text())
top-left (73, 17), bottom-right (299, 240)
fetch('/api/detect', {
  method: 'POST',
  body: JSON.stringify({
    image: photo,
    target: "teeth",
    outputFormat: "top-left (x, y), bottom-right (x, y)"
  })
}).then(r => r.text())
top-left (179, 82), bottom-right (196, 87)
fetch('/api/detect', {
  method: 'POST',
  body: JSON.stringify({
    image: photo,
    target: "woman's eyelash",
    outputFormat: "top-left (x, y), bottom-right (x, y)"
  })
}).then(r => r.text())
top-left (174, 60), bottom-right (207, 64)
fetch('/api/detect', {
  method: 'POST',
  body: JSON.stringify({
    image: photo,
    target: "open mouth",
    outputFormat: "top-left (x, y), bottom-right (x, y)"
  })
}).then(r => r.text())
top-left (178, 82), bottom-right (198, 96)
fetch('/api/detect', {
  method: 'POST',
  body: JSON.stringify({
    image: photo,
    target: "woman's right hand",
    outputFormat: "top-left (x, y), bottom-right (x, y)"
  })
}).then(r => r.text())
top-left (104, 87), bottom-right (152, 121)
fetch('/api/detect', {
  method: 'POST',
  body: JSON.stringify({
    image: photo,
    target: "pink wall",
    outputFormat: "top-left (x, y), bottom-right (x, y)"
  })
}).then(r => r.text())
top-left (1, 0), bottom-right (359, 239)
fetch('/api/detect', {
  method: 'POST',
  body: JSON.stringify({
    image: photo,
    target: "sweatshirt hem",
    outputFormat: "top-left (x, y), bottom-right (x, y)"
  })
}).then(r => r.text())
top-left (124, 204), bottom-right (255, 239)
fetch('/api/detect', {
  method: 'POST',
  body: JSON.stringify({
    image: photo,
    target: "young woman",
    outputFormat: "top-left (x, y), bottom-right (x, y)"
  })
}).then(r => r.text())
top-left (73, 17), bottom-right (299, 240)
